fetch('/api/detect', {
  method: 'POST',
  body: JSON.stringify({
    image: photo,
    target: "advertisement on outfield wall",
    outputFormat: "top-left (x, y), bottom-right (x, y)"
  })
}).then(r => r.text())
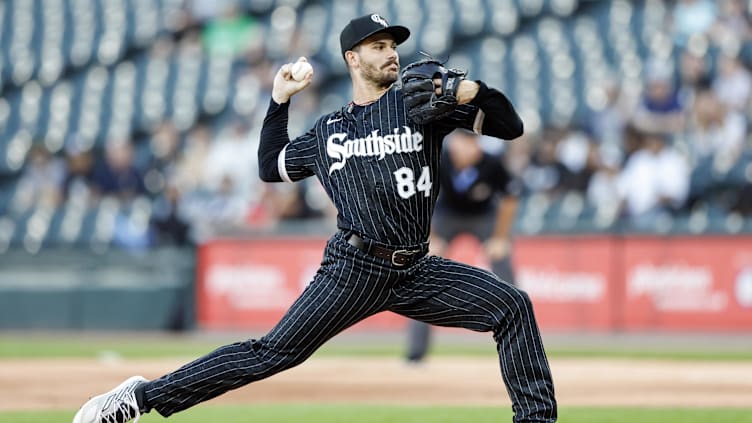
top-left (621, 236), bottom-right (752, 331)
top-left (197, 235), bottom-right (752, 332)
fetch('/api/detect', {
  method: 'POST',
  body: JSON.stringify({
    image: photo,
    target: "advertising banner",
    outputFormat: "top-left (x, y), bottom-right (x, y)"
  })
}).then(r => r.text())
top-left (621, 236), bottom-right (752, 331)
top-left (197, 235), bottom-right (752, 331)
top-left (513, 236), bottom-right (616, 331)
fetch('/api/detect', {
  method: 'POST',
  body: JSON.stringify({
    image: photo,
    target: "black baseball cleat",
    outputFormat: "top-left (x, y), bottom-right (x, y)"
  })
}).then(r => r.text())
top-left (72, 376), bottom-right (147, 423)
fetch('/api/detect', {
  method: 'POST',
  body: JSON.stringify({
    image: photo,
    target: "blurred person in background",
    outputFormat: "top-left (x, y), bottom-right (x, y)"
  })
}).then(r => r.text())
top-left (143, 121), bottom-right (182, 196)
top-left (586, 125), bottom-right (644, 214)
top-left (712, 51), bottom-right (752, 112)
top-left (521, 128), bottom-right (572, 197)
top-left (172, 123), bottom-right (212, 193)
top-left (91, 140), bottom-right (147, 202)
top-left (151, 182), bottom-right (192, 247)
top-left (586, 76), bottom-right (634, 164)
top-left (62, 142), bottom-right (96, 204)
top-left (684, 83), bottom-right (747, 168)
top-left (181, 173), bottom-right (249, 241)
top-left (677, 49), bottom-right (712, 107)
top-left (203, 119), bottom-right (257, 205)
top-left (405, 129), bottom-right (521, 364)
top-left (709, 0), bottom-right (752, 44)
top-left (13, 144), bottom-right (65, 213)
top-left (554, 128), bottom-right (597, 194)
top-left (632, 59), bottom-right (686, 136)
top-left (200, 4), bottom-right (258, 57)
top-left (617, 130), bottom-right (690, 229)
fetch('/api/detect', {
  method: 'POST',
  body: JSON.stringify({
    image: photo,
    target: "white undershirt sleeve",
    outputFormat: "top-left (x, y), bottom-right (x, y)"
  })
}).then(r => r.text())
top-left (277, 145), bottom-right (293, 183)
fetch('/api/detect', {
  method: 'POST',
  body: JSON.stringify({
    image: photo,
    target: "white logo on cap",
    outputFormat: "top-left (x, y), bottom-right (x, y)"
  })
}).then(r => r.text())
top-left (371, 14), bottom-right (388, 27)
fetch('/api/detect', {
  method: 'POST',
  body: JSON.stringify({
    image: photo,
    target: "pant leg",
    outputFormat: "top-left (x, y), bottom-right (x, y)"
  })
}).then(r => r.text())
top-left (142, 233), bottom-right (402, 417)
top-left (389, 256), bottom-right (557, 423)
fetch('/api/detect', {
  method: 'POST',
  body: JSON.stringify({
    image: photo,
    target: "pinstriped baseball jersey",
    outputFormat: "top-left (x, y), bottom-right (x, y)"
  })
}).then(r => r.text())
top-left (277, 88), bottom-right (484, 246)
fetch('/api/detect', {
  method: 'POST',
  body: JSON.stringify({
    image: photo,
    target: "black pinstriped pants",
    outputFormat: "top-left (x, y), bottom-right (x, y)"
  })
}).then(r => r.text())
top-left (142, 231), bottom-right (557, 422)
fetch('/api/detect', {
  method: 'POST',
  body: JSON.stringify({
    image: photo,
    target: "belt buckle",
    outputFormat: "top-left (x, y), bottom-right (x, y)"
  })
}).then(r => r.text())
top-left (392, 249), bottom-right (420, 267)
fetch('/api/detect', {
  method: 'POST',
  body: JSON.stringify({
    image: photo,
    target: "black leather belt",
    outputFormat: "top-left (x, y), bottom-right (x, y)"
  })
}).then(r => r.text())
top-left (346, 233), bottom-right (425, 267)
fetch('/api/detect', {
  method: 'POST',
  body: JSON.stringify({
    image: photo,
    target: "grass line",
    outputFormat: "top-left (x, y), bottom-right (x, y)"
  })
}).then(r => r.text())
top-left (3, 405), bottom-right (752, 423)
top-left (0, 337), bottom-right (750, 361)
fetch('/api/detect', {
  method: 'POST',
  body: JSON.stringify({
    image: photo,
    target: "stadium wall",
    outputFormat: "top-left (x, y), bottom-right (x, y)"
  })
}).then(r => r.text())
top-left (0, 248), bottom-right (196, 330)
top-left (1, 236), bottom-right (750, 332)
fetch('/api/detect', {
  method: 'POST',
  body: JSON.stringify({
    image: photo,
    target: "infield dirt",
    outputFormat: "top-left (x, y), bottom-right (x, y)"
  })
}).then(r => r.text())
top-left (1, 357), bottom-right (751, 411)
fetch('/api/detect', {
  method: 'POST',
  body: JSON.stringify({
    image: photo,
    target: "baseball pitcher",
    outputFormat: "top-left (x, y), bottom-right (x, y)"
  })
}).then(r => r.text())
top-left (73, 13), bottom-right (557, 423)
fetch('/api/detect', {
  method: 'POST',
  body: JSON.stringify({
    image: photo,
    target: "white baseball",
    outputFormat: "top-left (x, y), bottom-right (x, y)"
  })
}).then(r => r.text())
top-left (291, 61), bottom-right (313, 82)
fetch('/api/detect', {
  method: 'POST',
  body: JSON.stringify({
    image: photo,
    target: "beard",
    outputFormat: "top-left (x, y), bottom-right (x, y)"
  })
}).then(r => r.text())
top-left (361, 60), bottom-right (399, 88)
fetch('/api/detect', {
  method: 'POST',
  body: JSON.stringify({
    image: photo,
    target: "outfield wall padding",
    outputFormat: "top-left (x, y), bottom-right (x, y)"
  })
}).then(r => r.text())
top-left (0, 248), bottom-right (195, 330)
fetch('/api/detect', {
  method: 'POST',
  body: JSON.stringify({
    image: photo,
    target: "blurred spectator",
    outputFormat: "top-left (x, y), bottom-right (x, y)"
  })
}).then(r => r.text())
top-left (62, 143), bottom-right (95, 203)
top-left (14, 144), bottom-right (65, 211)
top-left (617, 131), bottom-right (691, 228)
top-left (182, 174), bottom-right (249, 241)
top-left (151, 183), bottom-right (192, 246)
top-left (112, 209), bottom-right (155, 251)
top-left (587, 77), bottom-right (633, 163)
top-left (586, 152), bottom-right (621, 213)
top-left (684, 85), bottom-right (747, 168)
top-left (632, 59), bottom-right (686, 135)
top-left (521, 129), bottom-right (571, 196)
top-left (201, 5), bottom-right (258, 57)
top-left (143, 121), bottom-right (182, 195)
top-left (677, 49), bottom-right (712, 107)
top-left (555, 128), bottom-right (596, 192)
top-left (712, 51), bottom-right (752, 111)
top-left (92, 140), bottom-right (147, 202)
top-left (709, 0), bottom-right (752, 44)
top-left (173, 123), bottom-right (212, 193)
top-left (203, 119), bottom-right (258, 204)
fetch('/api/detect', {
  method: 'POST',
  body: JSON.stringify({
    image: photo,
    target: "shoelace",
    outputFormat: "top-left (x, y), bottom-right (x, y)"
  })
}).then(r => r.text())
top-left (101, 401), bottom-right (139, 423)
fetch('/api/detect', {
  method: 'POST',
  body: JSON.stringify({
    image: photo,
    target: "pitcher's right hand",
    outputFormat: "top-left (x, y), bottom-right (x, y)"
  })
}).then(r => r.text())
top-left (272, 57), bottom-right (314, 104)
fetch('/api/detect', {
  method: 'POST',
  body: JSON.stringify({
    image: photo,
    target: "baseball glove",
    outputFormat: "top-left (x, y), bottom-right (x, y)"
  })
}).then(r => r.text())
top-left (401, 59), bottom-right (467, 125)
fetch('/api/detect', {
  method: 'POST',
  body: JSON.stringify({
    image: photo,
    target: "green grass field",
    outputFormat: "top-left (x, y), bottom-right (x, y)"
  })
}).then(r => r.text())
top-left (1, 334), bottom-right (751, 361)
top-left (5, 404), bottom-right (752, 423)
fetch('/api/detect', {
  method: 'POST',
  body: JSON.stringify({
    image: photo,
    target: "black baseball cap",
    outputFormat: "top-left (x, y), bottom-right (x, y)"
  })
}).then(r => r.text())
top-left (339, 13), bottom-right (410, 58)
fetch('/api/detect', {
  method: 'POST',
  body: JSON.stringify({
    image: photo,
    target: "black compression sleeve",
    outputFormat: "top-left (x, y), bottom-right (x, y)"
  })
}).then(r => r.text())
top-left (469, 81), bottom-right (524, 140)
top-left (258, 99), bottom-right (291, 182)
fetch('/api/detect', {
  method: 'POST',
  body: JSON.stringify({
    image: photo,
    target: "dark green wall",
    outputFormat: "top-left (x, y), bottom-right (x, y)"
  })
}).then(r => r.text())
top-left (0, 248), bottom-right (195, 330)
